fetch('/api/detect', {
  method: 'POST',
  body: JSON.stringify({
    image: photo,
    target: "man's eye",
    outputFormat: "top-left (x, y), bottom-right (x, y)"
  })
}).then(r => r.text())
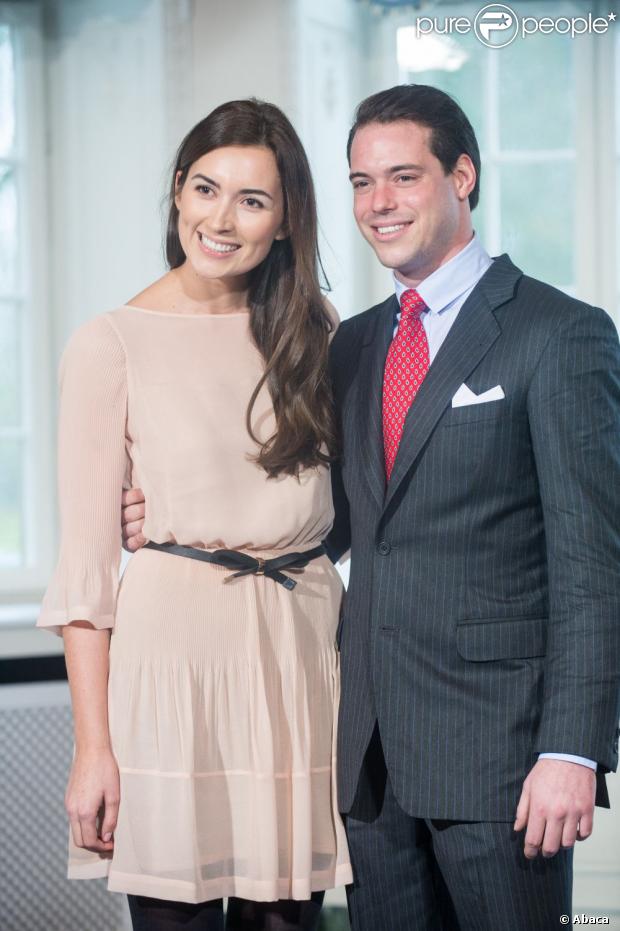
top-left (396, 175), bottom-right (416, 183)
top-left (353, 181), bottom-right (368, 190)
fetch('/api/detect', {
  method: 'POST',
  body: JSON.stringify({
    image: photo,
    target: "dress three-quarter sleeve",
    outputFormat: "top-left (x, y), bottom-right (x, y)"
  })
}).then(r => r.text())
top-left (37, 314), bottom-right (129, 636)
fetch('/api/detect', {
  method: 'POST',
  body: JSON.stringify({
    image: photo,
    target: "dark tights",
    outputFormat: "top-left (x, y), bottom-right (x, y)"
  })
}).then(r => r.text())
top-left (127, 892), bottom-right (325, 931)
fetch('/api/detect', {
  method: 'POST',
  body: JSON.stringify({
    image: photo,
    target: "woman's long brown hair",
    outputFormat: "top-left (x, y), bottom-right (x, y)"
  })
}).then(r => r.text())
top-left (165, 99), bottom-right (337, 478)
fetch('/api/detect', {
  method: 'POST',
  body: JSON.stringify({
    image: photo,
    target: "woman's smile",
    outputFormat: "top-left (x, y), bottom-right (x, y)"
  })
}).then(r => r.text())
top-left (197, 231), bottom-right (241, 257)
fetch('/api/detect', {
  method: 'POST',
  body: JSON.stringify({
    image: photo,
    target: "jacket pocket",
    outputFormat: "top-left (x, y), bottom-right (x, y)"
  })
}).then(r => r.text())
top-left (456, 616), bottom-right (547, 661)
top-left (440, 401), bottom-right (507, 427)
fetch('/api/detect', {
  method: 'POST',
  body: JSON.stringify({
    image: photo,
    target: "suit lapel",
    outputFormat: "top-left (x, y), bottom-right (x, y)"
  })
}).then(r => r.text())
top-left (382, 254), bottom-right (522, 515)
top-left (353, 295), bottom-right (397, 509)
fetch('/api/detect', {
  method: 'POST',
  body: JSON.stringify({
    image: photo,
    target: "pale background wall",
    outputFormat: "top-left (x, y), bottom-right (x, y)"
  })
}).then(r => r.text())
top-left (0, 0), bottom-right (618, 922)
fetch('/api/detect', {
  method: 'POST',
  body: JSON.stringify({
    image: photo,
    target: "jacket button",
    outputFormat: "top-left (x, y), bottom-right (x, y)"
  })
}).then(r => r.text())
top-left (377, 541), bottom-right (391, 556)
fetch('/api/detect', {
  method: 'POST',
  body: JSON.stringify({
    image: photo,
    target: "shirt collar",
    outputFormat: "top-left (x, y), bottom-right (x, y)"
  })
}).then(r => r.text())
top-left (392, 234), bottom-right (492, 315)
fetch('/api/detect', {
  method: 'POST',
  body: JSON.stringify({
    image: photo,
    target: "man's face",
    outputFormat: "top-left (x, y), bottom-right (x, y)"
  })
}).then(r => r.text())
top-left (349, 120), bottom-right (472, 283)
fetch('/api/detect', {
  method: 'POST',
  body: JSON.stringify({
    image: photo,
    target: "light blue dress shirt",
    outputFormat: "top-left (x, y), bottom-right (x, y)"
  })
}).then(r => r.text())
top-left (392, 233), bottom-right (492, 350)
top-left (391, 234), bottom-right (596, 772)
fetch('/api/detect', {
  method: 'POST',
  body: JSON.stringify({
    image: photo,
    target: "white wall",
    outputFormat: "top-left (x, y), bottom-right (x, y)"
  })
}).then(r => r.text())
top-left (190, 0), bottom-right (294, 116)
top-left (42, 0), bottom-right (375, 350)
top-left (45, 0), bottom-right (174, 354)
top-left (294, 0), bottom-right (369, 319)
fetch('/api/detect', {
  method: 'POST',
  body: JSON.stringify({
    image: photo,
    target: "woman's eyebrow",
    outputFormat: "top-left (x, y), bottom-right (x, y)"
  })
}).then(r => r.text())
top-left (239, 188), bottom-right (274, 201)
top-left (191, 173), bottom-right (219, 186)
top-left (191, 174), bottom-right (274, 201)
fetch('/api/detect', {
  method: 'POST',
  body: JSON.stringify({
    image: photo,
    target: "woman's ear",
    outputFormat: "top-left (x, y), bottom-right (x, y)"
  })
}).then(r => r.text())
top-left (174, 170), bottom-right (183, 210)
top-left (274, 224), bottom-right (288, 241)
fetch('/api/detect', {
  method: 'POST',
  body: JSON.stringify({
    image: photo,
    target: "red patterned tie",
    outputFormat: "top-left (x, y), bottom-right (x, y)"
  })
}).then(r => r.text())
top-left (382, 289), bottom-right (430, 481)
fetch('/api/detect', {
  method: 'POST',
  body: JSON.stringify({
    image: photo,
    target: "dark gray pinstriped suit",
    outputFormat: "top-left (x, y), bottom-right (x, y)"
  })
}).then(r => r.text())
top-left (326, 254), bottom-right (620, 929)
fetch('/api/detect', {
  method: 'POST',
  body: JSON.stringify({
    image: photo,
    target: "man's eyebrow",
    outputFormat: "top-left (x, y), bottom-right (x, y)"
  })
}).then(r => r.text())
top-left (390, 163), bottom-right (423, 173)
top-left (190, 174), bottom-right (274, 201)
top-left (349, 163), bottom-right (424, 182)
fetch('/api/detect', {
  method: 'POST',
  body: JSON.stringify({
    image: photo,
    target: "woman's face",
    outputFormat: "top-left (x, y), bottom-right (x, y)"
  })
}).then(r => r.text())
top-left (174, 145), bottom-right (286, 282)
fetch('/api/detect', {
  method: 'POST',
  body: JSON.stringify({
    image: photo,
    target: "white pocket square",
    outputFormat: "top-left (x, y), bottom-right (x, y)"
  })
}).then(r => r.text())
top-left (451, 383), bottom-right (505, 408)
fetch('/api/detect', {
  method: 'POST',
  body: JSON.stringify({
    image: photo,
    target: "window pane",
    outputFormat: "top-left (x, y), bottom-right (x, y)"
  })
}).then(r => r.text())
top-left (499, 33), bottom-right (574, 151)
top-left (0, 301), bottom-right (21, 426)
top-left (0, 437), bottom-right (23, 568)
top-left (500, 160), bottom-right (574, 289)
top-left (0, 163), bottom-right (18, 292)
top-left (0, 25), bottom-right (15, 156)
top-left (399, 31), bottom-right (486, 140)
top-left (617, 158), bottom-right (620, 319)
top-left (617, 29), bottom-right (620, 320)
top-left (472, 197), bottom-right (487, 246)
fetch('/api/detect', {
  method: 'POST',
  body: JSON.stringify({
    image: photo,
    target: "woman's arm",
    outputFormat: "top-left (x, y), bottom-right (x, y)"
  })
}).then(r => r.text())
top-left (38, 315), bottom-right (128, 635)
top-left (37, 314), bottom-right (129, 853)
top-left (63, 624), bottom-right (119, 853)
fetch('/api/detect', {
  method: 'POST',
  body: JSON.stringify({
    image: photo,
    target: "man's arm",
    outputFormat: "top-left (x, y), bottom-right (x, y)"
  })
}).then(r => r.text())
top-left (324, 322), bottom-right (353, 565)
top-left (515, 302), bottom-right (620, 857)
top-left (324, 458), bottom-right (351, 565)
top-left (121, 487), bottom-right (147, 551)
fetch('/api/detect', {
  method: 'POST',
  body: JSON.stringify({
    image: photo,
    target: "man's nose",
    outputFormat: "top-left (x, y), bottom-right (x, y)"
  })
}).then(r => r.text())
top-left (371, 182), bottom-right (397, 214)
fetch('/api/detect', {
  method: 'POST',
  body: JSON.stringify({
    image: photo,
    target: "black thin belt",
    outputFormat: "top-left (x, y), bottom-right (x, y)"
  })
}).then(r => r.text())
top-left (143, 541), bottom-right (326, 591)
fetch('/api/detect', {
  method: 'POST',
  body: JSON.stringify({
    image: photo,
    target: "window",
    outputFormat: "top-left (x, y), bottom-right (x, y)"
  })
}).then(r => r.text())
top-left (616, 24), bottom-right (620, 318)
top-left (0, 21), bottom-right (20, 571)
top-left (374, 1), bottom-right (618, 317)
top-left (0, 3), bottom-right (53, 598)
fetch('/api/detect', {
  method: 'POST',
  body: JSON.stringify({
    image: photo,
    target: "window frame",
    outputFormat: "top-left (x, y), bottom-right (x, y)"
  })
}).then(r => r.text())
top-left (0, 1), bottom-right (55, 601)
top-left (372, 0), bottom-right (618, 323)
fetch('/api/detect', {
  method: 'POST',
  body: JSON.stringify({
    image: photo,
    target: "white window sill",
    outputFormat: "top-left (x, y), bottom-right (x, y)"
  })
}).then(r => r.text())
top-left (0, 603), bottom-right (64, 659)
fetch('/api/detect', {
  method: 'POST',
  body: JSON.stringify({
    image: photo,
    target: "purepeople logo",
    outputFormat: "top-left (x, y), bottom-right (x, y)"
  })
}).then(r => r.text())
top-left (475, 4), bottom-right (518, 47)
top-left (414, 4), bottom-right (617, 48)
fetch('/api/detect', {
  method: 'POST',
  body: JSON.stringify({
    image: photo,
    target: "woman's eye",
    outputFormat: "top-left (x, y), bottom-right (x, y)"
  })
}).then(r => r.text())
top-left (244, 197), bottom-right (264, 209)
top-left (196, 185), bottom-right (213, 195)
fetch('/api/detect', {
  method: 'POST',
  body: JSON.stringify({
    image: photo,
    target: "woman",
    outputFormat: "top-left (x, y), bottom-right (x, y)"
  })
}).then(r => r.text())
top-left (37, 99), bottom-right (352, 931)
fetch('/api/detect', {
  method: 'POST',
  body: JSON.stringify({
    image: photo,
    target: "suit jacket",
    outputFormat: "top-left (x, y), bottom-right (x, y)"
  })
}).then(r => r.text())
top-left (327, 254), bottom-right (620, 821)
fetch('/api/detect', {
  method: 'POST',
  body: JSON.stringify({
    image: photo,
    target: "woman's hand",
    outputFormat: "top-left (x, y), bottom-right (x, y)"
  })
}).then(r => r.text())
top-left (65, 746), bottom-right (120, 854)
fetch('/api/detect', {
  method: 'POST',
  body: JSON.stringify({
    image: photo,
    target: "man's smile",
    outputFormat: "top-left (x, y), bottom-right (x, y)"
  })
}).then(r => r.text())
top-left (370, 221), bottom-right (413, 241)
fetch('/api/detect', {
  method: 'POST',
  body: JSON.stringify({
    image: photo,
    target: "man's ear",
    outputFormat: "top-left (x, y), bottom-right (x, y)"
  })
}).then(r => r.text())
top-left (452, 153), bottom-right (476, 203)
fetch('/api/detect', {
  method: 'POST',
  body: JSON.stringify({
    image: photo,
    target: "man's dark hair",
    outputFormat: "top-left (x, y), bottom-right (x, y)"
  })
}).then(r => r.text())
top-left (347, 84), bottom-right (481, 210)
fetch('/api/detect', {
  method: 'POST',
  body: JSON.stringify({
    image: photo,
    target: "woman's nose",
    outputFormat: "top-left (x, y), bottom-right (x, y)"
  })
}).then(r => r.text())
top-left (209, 200), bottom-right (235, 232)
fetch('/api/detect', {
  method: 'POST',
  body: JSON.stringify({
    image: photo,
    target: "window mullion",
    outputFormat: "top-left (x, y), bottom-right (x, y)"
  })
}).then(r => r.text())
top-left (485, 47), bottom-right (502, 255)
top-left (0, 3), bottom-right (54, 598)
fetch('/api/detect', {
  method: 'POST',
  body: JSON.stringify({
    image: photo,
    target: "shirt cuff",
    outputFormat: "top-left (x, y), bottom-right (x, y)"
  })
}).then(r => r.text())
top-left (538, 752), bottom-right (597, 770)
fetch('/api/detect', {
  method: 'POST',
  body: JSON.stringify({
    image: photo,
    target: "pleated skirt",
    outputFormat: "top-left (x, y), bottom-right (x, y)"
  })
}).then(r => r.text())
top-left (67, 546), bottom-right (352, 903)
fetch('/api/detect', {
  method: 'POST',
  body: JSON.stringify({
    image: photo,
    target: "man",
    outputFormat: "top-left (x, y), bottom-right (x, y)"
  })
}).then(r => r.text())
top-left (123, 85), bottom-right (620, 929)
top-left (325, 84), bottom-right (620, 930)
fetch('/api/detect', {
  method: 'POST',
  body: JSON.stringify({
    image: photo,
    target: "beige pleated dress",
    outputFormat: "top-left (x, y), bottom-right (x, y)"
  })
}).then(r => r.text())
top-left (37, 306), bottom-right (352, 904)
